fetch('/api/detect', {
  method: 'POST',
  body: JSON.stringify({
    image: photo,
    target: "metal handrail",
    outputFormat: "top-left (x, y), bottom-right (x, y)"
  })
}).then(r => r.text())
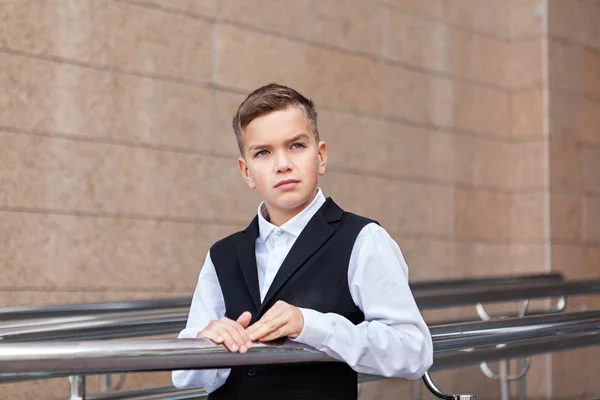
top-left (415, 279), bottom-right (600, 309)
top-left (3, 280), bottom-right (598, 345)
top-left (0, 298), bottom-right (191, 321)
top-left (1, 310), bottom-right (599, 375)
top-left (1, 311), bottom-right (599, 400)
top-left (0, 309), bottom-right (187, 342)
top-left (0, 273), bottom-right (565, 323)
top-left (410, 272), bottom-right (564, 290)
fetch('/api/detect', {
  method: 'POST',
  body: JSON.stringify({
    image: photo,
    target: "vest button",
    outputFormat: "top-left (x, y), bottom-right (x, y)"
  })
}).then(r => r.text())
top-left (247, 367), bottom-right (256, 377)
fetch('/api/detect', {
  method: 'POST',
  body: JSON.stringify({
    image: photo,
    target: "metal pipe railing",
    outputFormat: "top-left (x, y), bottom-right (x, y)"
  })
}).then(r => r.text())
top-left (409, 272), bottom-right (564, 291)
top-left (4, 279), bottom-right (595, 344)
top-left (0, 310), bottom-right (598, 376)
top-left (1, 310), bottom-right (600, 400)
top-left (415, 279), bottom-right (600, 309)
top-left (0, 273), bottom-right (567, 323)
top-left (1, 280), bottom-right (594, 346)
top-left (0, 298), bottom-right (191, 321)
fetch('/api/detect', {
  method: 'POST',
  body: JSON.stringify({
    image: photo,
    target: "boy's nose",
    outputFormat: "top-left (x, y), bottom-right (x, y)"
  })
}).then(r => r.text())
top-left (274, 153), bottom-right (292, 173)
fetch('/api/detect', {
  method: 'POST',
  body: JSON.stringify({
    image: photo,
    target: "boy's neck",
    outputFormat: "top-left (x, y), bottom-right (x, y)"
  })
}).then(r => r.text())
top-left (264, 190), bottom-right (318, 227)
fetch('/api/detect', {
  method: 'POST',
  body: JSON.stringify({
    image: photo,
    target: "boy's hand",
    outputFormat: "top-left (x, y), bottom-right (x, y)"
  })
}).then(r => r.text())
top-left (246, 301), bottom-right (304, 342)
top-left (197, 311), bottom-right (253, 353)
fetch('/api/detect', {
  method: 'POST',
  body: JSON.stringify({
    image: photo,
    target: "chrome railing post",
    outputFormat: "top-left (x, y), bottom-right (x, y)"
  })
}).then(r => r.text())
top-left (422, 372), bottom-right (476, 400)
top-left (69, 375), bottom-right (85, 400)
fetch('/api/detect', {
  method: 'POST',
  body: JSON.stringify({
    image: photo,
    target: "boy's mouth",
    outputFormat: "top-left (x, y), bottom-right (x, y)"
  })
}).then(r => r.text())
top-left (275, 178), bottom-right (300, 188)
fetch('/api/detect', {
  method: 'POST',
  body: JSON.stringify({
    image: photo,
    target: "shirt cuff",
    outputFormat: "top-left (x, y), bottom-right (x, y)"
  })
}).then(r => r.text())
top-left (289, 307), bottom-right (330, 349)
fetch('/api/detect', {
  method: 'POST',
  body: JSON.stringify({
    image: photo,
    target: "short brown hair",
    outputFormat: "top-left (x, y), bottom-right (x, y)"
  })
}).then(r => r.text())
top-left (232, 83), bottom-right (319, 155)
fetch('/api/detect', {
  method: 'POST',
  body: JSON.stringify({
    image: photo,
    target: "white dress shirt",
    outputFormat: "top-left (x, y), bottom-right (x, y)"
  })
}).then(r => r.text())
top-left (172, 189), bottom-right (433, 393)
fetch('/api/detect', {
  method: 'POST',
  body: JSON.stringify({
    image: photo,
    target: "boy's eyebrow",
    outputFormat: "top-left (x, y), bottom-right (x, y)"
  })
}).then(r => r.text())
top-left (286, 133), bottom-right (311, 143)
top-left (247, 133), bottom-right (311, 152)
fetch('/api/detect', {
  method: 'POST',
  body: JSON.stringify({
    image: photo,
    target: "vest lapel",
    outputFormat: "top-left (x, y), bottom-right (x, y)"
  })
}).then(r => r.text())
top-left (234, 217), bottom-right (261, 310)
top-left (258, 198), bottom-right (344, 313)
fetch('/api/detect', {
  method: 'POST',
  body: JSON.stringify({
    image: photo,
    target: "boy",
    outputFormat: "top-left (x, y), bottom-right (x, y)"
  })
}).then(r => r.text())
top-left (172, 83), bottom-right (433, 399)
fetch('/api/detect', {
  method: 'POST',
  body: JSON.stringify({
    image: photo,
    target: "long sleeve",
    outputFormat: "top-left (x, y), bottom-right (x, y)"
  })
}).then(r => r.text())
top-left (290, 223), bottom-right (433, 379)
top-left (171, 251), bottom-right (231, 392)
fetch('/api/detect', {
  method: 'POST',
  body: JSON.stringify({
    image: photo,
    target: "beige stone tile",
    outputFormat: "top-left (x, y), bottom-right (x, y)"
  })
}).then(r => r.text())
top-left (454, 189), bottom-right (512, 240)
top-left (320, 172), bottom-right (454, 236)
top-left (454, 242), bottom-right (547, 276)
top-left (524, 354), bottom-right (552, 399)
top-left (0, 130), bottom-right (257, 220)
top-left (394, 237), bottom-right (456, 282)
top-left (212, 90), bottom-right (247, 156)
top-left (397, 236), bottom-right (545, 283)
top-left (320, 111), bottom-right (455, 183)
top-left (582, 146), bottom-right (600, 194)
top-left (0, 210), bottom-right (243, 290)
top-left (454, 137), bottom-right (545, 190)
top-left (134, 0), bottom-right (217, 16)
top-left (549, 137), bottom-right (583, 193)
top-left (0, 53), bottom-right (222, 150)
top-left (215, 24), bottom-right (309, 94)
top-left (549, 0), bottom-right (600, 49)
top-left (305, 46), bottom-right (382, 114)
top-left (505, 39), bottom-right (544, 89)
top-left (550, 93), bottom-right (600, 144)
top-left (308, 0), bottom-right (383, 55)
top-left (552, 347), bottom-right (600, 398)
top-left (221, 0), bottom-right (384, 56)
top-left (0, 0), bottom-right (108, 63)
top-left (551, 244), bottom-right (600, 279)
top-left (447, 24), bottom-right (507, 86)
top-left (583, 196), bottom-right (600, 243)
top-left (1, 377), bottom-right (70, 400)
top-left (455, 190), bottom-right (545, 241)
top-left (380, 0), bottom-right (446, 20)
top-left (107, 1), bottom-right (212, 82)
top-left (442, 0), bottom-right (511, 38)
top-left (218, 0), bottom-right (312, 41)
top-left (385, 0), bottom-right (512, 39)
top-left (507, 0), bottom-right (545, 38)
top-left (511, 89), bottom-right (547, 138)
top-left (384, 10), bottom-right (450, 70)
top-left (512, 140), bottom-right (547, 189)
top-left (510, 192), bottom-right (546, 241)
top-left (549, 39), bottom-right (600, 97)
top-left (550, 193), bottom-right (584, 242)
top-left (453, 136), bottom-right (512, 188)
top-left (382, 65), bottom-right (510, 137)
top-left (385, 10), bottom-right (507, 86)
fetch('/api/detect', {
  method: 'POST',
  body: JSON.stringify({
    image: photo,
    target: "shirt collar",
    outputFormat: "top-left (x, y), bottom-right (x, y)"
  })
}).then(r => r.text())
top-left (257, 188), bottom-right (326, 243)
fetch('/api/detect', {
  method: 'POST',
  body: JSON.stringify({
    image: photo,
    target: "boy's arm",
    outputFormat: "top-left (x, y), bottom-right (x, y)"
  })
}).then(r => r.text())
top-left (171, 251), bottom-right (231, 392)
top-left (290, 223), bottom-right (433, 379)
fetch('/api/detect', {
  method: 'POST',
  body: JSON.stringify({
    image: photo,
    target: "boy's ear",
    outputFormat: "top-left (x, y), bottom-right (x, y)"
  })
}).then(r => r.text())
top-left (238, 156), bottom-right (256, 189)
top-left (317, 141), bottom-right (328, 176)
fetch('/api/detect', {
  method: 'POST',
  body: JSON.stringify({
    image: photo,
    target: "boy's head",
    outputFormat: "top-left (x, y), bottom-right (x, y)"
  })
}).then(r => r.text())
top-left (233, 83), bottom-right (327, 224)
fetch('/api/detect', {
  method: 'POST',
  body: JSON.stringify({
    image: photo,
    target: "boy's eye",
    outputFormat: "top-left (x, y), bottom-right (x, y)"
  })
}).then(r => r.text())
top-left (291, 143), bottom-right (306, 149)
top-left (254, 150), bottom-right (269, 158)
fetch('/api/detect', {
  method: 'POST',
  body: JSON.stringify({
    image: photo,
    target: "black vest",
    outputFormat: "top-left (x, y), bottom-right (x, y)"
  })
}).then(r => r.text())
top-left (208, 198), bottom-right (376, 400)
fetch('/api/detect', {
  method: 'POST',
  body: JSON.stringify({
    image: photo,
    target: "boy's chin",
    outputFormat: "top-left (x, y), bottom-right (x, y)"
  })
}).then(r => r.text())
top-left (266, 193), bottom-right (312, 210)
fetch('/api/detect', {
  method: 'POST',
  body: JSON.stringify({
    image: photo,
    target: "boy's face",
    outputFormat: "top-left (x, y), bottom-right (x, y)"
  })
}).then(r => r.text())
top-left (237, 106), bottom-right (327, 219)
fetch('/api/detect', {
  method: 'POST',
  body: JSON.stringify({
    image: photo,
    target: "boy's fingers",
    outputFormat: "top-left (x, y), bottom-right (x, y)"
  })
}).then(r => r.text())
top-left (236, 311), bottom-right (252, 328)
top-left (258, 324), bottom-right (288, 342)
top-left (220, 318), bottom-right (252, 349)
top-left (247, 305), bottom-right (285, 333)
top-left (212, 326), bottom-right (240, 352)
top-left (197, 329), bottom-right (223, 344)
top-left (247, 314), bottom-right (287, 341)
